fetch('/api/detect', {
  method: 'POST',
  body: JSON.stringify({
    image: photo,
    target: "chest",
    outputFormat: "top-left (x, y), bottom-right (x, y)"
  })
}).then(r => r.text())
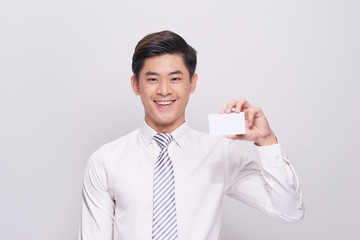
top-left (106, 144), bottom-right (227, 210)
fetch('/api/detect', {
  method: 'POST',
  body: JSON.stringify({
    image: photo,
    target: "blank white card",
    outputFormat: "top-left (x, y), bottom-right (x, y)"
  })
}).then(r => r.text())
top-left (208, 112), bottom-right (246, 136)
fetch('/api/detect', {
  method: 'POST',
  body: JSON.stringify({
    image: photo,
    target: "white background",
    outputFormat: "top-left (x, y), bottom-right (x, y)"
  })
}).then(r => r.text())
top-left (1, 0), bottom-right (359, 239)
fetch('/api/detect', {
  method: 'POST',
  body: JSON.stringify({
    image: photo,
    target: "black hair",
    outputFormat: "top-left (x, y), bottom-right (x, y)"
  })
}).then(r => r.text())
top-left (132, 30), bottom-right (197, 81)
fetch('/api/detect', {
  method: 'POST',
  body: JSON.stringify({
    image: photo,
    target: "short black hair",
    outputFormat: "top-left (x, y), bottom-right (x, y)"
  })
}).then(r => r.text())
top-left (132, 30), bottom-right (197, 81)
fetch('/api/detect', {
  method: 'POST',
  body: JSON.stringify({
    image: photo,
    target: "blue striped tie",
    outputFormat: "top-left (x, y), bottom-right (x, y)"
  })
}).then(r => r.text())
top-left (152, 133), bottom-right (178, 240)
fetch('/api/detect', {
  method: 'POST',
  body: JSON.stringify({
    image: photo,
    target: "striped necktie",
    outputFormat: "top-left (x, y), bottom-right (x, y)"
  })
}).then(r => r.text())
top-left (152, 133), bottom-right (178, 240)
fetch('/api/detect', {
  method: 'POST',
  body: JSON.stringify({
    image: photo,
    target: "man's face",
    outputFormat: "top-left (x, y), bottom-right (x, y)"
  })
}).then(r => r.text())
top-left (131, 54), bottom-right (197, 133)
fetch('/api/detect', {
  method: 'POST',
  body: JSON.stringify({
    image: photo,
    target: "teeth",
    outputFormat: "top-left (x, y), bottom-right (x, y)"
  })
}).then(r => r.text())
top-left (156, 101), bottom-right (174, 105)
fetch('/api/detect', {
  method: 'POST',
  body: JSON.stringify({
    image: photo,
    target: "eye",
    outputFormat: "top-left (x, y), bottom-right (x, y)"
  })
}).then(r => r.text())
top-left (147, 78), bottom-right (158, 81)
top-left (171, 77), bottom-right (181, 81)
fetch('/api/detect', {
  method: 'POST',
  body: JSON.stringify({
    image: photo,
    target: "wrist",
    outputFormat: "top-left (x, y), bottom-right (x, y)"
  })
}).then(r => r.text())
top-left (254, 132), bottom-right (277, 146)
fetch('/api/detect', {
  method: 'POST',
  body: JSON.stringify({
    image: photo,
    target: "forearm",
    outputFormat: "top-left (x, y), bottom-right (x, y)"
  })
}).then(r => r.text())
top-left (256, 143), bottom-right (304, 222)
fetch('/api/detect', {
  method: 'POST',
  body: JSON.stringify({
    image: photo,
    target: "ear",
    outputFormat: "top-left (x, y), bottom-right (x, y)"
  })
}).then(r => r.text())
top-left (131, 75), bottom-right (140, 96)
top-left (190, 73), bottom-right (198, 94)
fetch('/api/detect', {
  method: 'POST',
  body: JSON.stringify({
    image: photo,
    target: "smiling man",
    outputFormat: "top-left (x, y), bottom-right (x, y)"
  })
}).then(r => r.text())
top-left (131, 54), bottom-right (197, 133)
top-left (79, 30), bottom-right (304, 240)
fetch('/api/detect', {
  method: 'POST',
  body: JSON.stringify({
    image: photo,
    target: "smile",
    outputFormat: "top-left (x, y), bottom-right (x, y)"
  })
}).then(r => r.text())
top-left (154, 100), bottom-right (176, 106)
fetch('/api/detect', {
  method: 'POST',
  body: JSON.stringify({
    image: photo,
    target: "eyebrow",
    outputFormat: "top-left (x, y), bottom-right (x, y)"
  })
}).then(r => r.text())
top-left (169, 70), bottom-right (183, 75)
top-left (145, 70), bottom-right (183, 76)
top-left (145, 71), bottom-right (160, 76)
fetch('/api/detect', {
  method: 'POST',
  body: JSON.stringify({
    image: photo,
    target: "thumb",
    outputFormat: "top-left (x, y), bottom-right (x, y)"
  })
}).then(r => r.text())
top-left (227, 134), bottom-right (246, 140)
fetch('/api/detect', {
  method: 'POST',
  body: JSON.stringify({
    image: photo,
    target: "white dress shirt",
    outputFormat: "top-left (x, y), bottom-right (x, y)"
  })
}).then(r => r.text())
top-left (79, 121), bottom-right (304, 240)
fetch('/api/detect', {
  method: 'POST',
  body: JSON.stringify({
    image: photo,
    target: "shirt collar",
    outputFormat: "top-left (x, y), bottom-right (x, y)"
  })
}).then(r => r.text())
top-left (139, 121), bottom-right (190, 148)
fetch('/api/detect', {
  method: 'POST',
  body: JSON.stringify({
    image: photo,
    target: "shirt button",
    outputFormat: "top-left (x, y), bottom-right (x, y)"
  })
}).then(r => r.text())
top-left (275, 154), bottom-right (280, 159)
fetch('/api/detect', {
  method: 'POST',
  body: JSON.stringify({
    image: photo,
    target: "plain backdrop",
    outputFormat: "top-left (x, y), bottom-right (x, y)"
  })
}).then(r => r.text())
top-left (1, 0), bottom-right (359, 239)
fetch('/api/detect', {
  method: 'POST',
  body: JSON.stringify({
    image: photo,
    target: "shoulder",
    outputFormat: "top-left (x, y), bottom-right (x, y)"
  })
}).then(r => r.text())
top-left (100, 129), bottom-right (140, 152)
top-left (88, 129), bottom-right (140, 164)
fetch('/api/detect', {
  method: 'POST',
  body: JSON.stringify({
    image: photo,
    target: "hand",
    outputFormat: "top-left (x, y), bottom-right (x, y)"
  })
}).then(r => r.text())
top-left (220, 99), bottom-right (277, 146)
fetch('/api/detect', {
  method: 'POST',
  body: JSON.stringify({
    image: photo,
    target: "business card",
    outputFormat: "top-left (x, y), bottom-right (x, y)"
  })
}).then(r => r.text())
top-left (208, 112), bottom-right (246, 136)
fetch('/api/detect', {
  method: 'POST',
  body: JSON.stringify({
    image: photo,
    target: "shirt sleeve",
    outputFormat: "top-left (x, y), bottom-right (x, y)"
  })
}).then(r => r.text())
top-left (225, 141), bottom-right (304, 222)
top-left (78, 148), bottom-right (115, 240)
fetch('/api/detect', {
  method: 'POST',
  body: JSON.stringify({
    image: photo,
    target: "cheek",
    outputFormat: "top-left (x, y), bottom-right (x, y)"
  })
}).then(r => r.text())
top-left (178, 87), bottom-right (191, 100)
top-left (175, 83), bottom-right (191, 94)
top-left (139, 85), bottom-right (154, 98)
top-left (140, 94), bottom-right (153, 107)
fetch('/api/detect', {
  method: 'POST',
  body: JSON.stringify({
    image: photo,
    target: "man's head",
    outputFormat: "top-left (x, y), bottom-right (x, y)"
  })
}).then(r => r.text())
top-left (131, 30), bottom-right (198, 133)
top-left (132, 30), bottom-right (197, 80)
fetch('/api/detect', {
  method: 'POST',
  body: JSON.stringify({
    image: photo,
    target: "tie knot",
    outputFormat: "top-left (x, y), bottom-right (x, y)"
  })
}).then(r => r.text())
top-left (154, 133), bottom-right (173, 149)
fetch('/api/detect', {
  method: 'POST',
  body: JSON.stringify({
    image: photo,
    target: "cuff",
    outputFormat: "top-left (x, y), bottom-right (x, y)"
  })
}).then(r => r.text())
top-left (256, 143), bottom-right (289, 167)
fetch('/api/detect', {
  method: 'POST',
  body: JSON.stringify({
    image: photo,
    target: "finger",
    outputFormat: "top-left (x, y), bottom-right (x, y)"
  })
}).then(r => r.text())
top-left (235, 99), bottom-right (244, 113)
top-left (250, 107), bottom-right (262, 127)
top-left (227, 134), bottom-right (246, 140)
top-left (225, 99), bottom-right (238, 113)
top-left (236, 98), bottom-right (251, 113)
top-left (219, 110), bottom-right (226, 114)
top-left (247, 109), bottom-right (255, 127)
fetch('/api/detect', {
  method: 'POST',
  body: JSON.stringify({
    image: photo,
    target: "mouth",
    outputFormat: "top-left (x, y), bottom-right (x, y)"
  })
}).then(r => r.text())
top-left (154, 100), bottom-right (176, 107)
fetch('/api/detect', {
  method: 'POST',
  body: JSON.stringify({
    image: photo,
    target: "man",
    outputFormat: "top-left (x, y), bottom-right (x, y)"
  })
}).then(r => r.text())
top-left (79, 30), bottom-right (304, 240)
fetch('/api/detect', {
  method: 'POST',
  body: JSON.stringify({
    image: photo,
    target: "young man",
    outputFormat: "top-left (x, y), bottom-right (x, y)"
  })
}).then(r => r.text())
top-left (79, 30), bottom-right (304, 240)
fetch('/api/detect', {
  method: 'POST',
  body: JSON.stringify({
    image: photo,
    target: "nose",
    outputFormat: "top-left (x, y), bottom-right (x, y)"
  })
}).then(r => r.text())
top-left (156, 79), bottom-right (173, 96)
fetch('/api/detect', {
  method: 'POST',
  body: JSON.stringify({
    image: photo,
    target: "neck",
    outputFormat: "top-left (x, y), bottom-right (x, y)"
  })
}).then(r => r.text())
top-left (145, 119), bottom-right (185, 133)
